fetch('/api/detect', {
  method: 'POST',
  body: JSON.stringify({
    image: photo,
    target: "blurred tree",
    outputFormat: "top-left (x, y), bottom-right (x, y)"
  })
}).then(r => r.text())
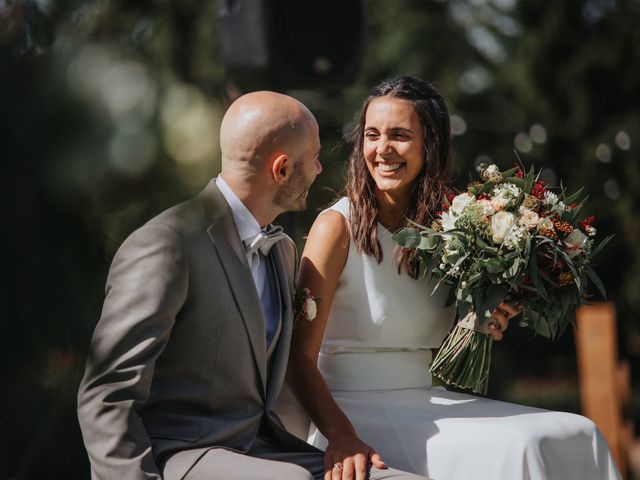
top-left (1, 0), bottom-right (638, 478)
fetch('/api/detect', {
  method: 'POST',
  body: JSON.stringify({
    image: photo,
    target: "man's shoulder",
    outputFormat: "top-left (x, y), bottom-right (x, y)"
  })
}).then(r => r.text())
top-left (122, 189), bottom-right (218, 250)
top-left (147, 197), bottom-right (204, 230)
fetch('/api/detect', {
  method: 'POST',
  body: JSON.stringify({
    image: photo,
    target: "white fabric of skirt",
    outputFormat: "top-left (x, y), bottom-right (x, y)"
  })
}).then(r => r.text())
top-left (304, 351), bottom-right (621, 480)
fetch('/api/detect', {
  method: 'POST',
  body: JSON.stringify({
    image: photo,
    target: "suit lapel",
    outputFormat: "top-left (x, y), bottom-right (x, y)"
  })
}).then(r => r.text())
top-left (200, 181), bottom-right (267, 396)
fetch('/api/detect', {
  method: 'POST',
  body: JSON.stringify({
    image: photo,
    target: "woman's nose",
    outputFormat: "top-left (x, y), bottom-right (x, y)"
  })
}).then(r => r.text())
top-left (376, 138), bottom-right (391, 155)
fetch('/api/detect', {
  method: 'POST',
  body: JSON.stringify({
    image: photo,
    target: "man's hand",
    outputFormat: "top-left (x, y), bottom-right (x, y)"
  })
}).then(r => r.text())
top-left (488, 302), bottom-right (522, 341)
top-left (324, 432), bottom-right (385, 480)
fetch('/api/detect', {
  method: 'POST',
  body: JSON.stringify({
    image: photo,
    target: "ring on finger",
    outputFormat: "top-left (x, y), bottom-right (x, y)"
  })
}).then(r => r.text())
top-left (333, 462), bottom-right (343, 470)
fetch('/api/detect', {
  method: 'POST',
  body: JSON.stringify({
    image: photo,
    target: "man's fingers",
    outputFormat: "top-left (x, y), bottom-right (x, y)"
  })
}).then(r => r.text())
top-left (369, 451), bottom-right (386, 469)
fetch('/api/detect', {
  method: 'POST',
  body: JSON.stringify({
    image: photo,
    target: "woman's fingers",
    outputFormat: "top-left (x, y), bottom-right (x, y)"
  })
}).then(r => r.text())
top-left (331, 459), bottom-right (343, 480)
top-left (489, 302), bottom-right (523, 340)
top-left (342, 456), bottom-right (356, 480)
top-left (326, 455), bottom-right (365, 480)
top-left (324, 436), bottom-right (383, 480)
top-left (499, 302), bottom-right (522, 318)
top-left (488, 319), bottom-right (504, 341)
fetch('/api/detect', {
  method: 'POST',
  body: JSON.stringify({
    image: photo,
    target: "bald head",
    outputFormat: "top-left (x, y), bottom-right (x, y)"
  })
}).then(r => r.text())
top-left (220, 91), bottom-right (318, 175)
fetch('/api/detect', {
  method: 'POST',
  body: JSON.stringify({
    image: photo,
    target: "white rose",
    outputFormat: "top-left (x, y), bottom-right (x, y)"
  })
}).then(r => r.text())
top-left (491, 211), bottom-right (516, 244)
top-left (518, 206), bottom-right (540, 230)
top-left (491, 196), bottom-right (509, 212)
top-left (564, 228), bottom-right (588, 258)
top-left (537, 217), bottom-right (554, 232)
top-left (450, 192), bottom-right (475, 215)
top-left (477, 199), bottom-right (495, 215)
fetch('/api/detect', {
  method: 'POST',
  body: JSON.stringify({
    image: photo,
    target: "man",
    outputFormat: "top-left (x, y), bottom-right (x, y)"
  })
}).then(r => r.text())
top-left (78, 91), bottom-right (426, 480)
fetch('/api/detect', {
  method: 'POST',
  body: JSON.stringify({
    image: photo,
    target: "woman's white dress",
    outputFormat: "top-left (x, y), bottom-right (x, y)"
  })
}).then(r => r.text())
top-left (305, 197), bottom-right (620, 480)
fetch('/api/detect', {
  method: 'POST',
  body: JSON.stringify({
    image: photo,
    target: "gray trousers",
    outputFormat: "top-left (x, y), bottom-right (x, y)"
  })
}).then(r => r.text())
top-left (181, 436), bottom-right (428, 480)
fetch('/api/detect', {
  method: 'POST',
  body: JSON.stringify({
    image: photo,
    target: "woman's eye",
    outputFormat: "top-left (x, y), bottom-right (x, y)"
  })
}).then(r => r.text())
top-left (365, 133), bottom-right (379, 140)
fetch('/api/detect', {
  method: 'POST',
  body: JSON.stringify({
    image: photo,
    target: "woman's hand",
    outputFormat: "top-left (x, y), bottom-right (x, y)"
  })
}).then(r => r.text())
top-left (488, 302), bottom-right (522, 341)
top-left (324, 432), bottom-right (385, 480)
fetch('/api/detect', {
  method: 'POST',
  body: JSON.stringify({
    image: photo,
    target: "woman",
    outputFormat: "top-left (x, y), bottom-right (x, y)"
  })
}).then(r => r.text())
top-left (284, 76), bottom-right (620, 480)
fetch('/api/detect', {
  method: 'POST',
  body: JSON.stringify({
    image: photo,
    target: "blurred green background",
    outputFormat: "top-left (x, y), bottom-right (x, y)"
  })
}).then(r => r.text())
top-left (1, 0), bottom-right (639, 478)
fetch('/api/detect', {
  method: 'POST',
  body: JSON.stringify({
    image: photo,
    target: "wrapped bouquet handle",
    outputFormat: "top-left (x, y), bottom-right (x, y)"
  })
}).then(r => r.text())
top-left (430, 311), bottom-right (494, 395)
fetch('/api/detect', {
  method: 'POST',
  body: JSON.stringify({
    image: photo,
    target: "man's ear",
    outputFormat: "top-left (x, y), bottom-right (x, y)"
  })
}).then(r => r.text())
top-left (271, 153), bottom-right (290, 184)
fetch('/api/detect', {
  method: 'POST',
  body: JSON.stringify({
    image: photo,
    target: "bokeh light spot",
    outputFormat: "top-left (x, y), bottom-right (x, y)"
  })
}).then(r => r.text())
top-left (595, 143), bottom-right (612, 163)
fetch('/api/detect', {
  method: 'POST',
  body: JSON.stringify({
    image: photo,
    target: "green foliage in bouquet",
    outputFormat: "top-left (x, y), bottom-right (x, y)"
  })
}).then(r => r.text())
top-left (394, 163), bottom-right (613, 393)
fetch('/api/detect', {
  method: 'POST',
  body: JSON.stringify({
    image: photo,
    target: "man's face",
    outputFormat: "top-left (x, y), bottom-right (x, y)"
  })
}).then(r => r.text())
top-left (274, 123), bottom-right (322, 212)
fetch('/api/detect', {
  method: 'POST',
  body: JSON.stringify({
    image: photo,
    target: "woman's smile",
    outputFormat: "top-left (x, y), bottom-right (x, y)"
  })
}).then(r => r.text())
top-left (363, 95), bottom-right (425, 197)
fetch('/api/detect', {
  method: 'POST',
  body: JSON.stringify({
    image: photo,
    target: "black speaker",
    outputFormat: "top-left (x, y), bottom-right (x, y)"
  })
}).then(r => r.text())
top-left (219, 0), bottom-right (363, 90)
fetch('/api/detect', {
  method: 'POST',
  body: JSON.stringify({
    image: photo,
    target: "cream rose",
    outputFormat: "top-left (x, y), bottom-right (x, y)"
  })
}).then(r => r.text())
top-left (564, 228), bottom-right (588, 258)
top-left (491, 210), bottom-right (516, 244)
top-left (518, 206), bottom-right (540, 230)
top-left (491, 196), bottom-right (509, 212)
top-left (450, 192), bottom-right (475, 215)
top-left (477, 199), bottom-right (495, 216)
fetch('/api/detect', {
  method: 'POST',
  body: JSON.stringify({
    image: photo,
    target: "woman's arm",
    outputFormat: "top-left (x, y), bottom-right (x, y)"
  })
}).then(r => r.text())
top-left (287, 210), bottom-right (385, 480)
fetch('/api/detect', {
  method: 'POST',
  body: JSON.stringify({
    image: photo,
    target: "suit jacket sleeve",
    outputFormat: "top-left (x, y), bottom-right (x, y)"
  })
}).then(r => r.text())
top-left (77, 222), bottom-right (188, 480)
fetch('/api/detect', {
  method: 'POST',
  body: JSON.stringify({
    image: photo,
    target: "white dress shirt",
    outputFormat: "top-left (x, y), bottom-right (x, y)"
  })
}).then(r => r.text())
top-left (215, 176), bottom-right (279, 347)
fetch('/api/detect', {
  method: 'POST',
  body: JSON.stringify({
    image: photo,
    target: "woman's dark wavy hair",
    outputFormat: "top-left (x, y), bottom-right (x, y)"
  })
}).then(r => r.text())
top-left (346, 75), bottom-right (453, 279)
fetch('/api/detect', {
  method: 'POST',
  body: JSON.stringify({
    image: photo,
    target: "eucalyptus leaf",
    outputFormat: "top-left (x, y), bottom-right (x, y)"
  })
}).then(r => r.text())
top-left (589, 234), bottom-right (614, 260)
top-left (478, 181), bottom-right (496, 195)
top-left (564, 186), bottom-right (585, 205)
top-left (529, 252), bottom-right (549, 300)
top-left (484, 258), bottom-right (505, 274)
top-left (528, 308), bottom-right (552, 338)
top-left (501, 166), bottom-right (519, 178)
top-left (419, 233), bottom-right (440, 250)
top-left (476, 236), bottom-right (499, 254)
top-left (479, 284), bottom-right (508, 319)
top-left (568, 203), bottom-right (586, 224)
top-left (393, 228), bottom-right (422, 248)
top-left (585, 266), bottom-right (607, 299)
top-left (503, 176), bottom-right (525, 188)
top-left (524, 166), bottom-right (535, 194)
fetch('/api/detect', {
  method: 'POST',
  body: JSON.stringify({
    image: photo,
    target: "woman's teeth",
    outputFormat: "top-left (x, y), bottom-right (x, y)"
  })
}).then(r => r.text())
top-left (378, 163), bottom-right (402, 172)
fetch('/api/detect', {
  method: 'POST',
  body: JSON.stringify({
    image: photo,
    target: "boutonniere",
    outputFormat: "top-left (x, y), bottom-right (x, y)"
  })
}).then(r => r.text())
top-left (294, 287), bottom-right (320, 323)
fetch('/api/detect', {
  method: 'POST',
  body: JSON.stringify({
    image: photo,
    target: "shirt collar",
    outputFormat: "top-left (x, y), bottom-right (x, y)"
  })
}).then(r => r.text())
top-left (215, 175), bottom-right (262, 243)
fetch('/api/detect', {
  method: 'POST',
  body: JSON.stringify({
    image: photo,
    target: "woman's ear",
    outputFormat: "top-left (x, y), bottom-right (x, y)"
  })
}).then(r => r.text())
top-left (271, 153), bottom-right (290, 184)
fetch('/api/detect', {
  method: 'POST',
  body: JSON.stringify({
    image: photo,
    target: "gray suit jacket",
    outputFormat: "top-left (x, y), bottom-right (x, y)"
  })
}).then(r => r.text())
top-left (77, 179), bottom-right (314, 480)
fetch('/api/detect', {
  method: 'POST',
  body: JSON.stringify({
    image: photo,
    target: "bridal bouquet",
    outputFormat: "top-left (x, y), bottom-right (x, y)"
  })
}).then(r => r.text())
top-left (393, 163), bottom-right (612, 394)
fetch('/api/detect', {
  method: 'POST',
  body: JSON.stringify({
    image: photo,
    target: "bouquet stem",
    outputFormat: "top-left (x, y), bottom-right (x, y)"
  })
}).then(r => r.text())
top-left (430, 311), bottom-right (493, 395)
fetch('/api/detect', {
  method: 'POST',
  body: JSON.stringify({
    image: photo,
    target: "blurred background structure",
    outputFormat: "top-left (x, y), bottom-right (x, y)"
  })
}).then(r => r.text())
top-left (1, 0), bottom-right (639, 478)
